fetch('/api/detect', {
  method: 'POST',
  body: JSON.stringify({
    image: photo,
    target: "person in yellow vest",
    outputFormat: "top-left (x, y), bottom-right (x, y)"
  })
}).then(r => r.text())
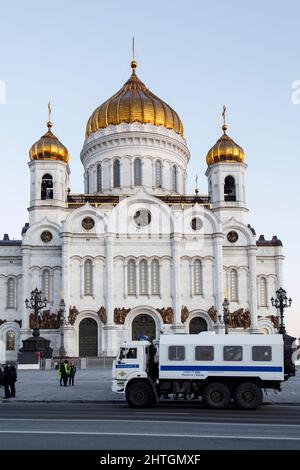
top-left (57, 360), bottom-right (71, 386)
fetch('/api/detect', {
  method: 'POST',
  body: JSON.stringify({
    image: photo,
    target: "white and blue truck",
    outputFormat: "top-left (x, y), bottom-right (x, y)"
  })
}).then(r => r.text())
top-left (112, 332), bottom-right (296, 409)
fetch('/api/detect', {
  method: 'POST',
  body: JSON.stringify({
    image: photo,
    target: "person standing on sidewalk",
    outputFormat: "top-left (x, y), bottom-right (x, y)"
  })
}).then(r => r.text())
top-left (58, 360), bottom-right (70, 386)
top-left (9, 364), bottom-right (17, 397)
top-left (2, 366), bottom-right (13, 399)
top-left (68, 363), bottom-right (77, 386)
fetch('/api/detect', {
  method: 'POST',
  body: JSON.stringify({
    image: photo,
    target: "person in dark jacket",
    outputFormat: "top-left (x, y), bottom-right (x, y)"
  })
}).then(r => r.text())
top-left (2, 366), bottom-right (12, 399)
top-left (0, 367), bottom-right (3, 387)
top-left (68, 364), bottom-right (77, 386)
top-left (9, 364), bottom-right (17, 397)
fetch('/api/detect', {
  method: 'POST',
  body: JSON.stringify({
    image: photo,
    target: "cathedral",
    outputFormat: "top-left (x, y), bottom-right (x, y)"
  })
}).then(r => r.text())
top-left (0, 59), bottom-right (283, 364)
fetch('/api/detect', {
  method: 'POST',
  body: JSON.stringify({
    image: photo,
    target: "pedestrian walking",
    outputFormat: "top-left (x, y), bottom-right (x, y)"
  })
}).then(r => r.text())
top-left (9, 364), bottom-right (17, 397)
top-left (2, 366), bottom-right (12, 399)
top-left (68, 364), bottom-right (77, 386)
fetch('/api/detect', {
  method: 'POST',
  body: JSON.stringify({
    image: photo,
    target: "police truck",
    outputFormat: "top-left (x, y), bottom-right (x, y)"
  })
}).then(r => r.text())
top-left (112, 332), bottom-right (296, 409)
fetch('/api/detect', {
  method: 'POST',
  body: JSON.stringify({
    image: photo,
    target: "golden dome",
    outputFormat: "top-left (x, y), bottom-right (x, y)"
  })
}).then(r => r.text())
top-left (29, 121), bottom-right (69, 163)
top-left (85, 61), bottom-right (184, 138)
top-left (206, 123), bottom-right (245, 166)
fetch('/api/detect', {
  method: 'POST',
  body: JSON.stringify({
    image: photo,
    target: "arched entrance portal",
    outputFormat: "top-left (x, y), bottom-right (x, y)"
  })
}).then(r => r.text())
top-left (189, 316), bottom-right (208, 334)
top-left (132, 314), bottom-right (156, 340)
top-left (79, 318), bottom-right (98, 357)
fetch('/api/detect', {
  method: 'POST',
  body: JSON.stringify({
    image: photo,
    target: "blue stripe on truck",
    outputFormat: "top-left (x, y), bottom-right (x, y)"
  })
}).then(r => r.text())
top-left (116, 364), bottom-right (139, 369)
top-left (160, 365), bottom-right (282, 372)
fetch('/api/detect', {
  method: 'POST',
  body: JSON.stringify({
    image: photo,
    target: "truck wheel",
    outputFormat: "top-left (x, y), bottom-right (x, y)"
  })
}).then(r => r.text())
top-left (203, 382), bottom-right (230, 409)
top-left (126, 382), bottom-right (154, 408)
top-left (234, 382), bottom-right (263, 410)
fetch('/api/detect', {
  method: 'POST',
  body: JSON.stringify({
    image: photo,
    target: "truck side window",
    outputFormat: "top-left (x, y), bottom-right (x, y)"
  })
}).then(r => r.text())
top-left (223, 346), bottom-right (242, 361)
top-left (252, 346), bottom-right (272, 361)
top-left (168, 345), bottom-right (185, 361)
top-left (195, 346), bottom-right (214, 361)
top-left (126, 348), bottom-right (137, 359)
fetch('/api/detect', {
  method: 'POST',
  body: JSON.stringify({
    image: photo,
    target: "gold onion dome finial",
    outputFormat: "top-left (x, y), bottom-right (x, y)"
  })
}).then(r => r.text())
top-left (85, 57), bottom-right (184, 138)
top-left (206, 105), bottom-right (245, 166)
top-left (29, 103), bottom-right (69, 163)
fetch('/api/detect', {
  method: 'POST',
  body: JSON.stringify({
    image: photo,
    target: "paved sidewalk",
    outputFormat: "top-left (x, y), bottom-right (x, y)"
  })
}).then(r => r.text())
top-left (0, 367), bottom-right (299, 403)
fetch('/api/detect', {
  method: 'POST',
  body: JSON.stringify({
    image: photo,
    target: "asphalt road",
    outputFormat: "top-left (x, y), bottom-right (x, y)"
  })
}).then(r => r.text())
top-left (0, 402), bottom-right (300, 450)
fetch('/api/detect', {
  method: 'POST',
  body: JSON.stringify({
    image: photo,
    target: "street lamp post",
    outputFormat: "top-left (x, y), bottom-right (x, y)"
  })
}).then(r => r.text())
top-left (271, 287), bottom-right (292, 336)
top-left (58, 298), bottom-right (67, 358)
top-left (25, 288), bottom-right (48, 337)
top-left (222, 298), bottom-right (230, 335)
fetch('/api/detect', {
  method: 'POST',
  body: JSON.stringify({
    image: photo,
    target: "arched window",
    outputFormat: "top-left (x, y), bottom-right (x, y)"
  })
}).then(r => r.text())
top-left (127, 260), bottom-right (136, 295)
top-left (224, 175), bottom-right (236, 201)
top-left (193, 260), bottom-right (202, 295)
top-left (230, 269), bottom-right (238, 301)
top-left (172, 165), bottom-right (178, 192)
top-left (97, 164), bottom-right (102, 192)
top-left (151, 259), bottom-right (160, 295)
top-left (155, 160), bottom-right (162, 188)
top-left (134, 158), bottom-right (142, 186)
top-left (259, 277), bottom-right (267, 306)
top-left (84, 260), bottom-right (93, 296)
top-left (6, 331), bottom-right (16, 351)
top-left (139, 260), bottom-right (148, 295)
top-left (42, 269), bottom-right (50, 301)
top-left (113, 160), bottom-right (120, 188)
top-left (41, 174), bottom-right (53, 200)
top-left (7, 278), bottom-right (15, 308)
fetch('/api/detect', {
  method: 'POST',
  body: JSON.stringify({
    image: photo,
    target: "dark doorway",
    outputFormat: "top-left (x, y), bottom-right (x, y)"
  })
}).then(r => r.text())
top-left (189, 316), bottom-right (208, 334)
top-left (79, 318), bottom-right (98, 356)
top-left (132, 314), bottom-right (156, 340)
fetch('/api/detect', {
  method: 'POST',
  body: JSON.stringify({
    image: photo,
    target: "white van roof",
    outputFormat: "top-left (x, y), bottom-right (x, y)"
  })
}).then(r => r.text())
top-left (159, 333), bottom-right (283, 346)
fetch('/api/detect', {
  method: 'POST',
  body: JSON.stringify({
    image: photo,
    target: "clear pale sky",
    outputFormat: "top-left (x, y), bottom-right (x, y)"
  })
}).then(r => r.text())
top-left (0, 0), bottom-right (299, 336)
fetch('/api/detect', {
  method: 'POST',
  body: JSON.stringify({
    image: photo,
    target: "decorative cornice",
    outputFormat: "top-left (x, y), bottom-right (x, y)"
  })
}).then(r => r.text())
top-left (81, 123), bottom-right (190, 165)
top-left (84, 122), bottom-right (187, 145)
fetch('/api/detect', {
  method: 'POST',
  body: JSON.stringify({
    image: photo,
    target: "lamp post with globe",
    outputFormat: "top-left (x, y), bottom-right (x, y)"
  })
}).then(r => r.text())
top-left (25, 288), bottom-right (47, 337)
top-left (222, 298), bottom-right (230, 335)
top-left (19, 288), bottom-right (53, 363)
top-left (271, 287), bottom-right (292, 336)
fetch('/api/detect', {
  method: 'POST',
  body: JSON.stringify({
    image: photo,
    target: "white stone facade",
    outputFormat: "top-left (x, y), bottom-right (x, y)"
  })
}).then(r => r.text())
top-left (0, 118), bottom-right (283, 364)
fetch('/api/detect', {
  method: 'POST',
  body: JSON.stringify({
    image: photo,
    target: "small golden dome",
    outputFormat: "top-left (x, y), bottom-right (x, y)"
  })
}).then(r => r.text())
top-left (86, 61), bottom-right (184, 138)
top-left (29, 121), bottom-right (69, 163)
top-left (206, 123), bottom-right (245, 166)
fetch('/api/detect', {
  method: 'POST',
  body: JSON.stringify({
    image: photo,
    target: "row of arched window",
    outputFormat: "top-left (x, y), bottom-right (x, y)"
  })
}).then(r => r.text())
top-left (6, 271), bottom-right (51, 309)
top-left (227, 270), bottom-right (268, 306)
top-left (3, 267), bottom-right (270, 308)
top-left (87, 159), bottom-right (179, 192)
top-left (127, 259), bottom-right (160, 296)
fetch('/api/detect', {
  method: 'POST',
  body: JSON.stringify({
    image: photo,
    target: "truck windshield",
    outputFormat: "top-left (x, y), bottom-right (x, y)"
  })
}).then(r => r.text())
top-left (120, 347), bottom-right (137, 359)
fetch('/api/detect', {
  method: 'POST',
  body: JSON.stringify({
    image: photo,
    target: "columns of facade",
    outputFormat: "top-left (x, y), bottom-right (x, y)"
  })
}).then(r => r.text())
top-left (171, 234), bottom-right (184, 331)
top-left (103, 234), bottom-right (118, 355)
top-left (21, 246), bottom-right (31, 333)
top-left (212, 234), bottom-right (224, 318)
top-left (275, 246), bottom-right (284, 290)
top-left (61, 235), bottom-right (70, 310)
top-left (105, 235), bottom-right (114, 323)
top-left (248, 245), bottom-right (259, 332)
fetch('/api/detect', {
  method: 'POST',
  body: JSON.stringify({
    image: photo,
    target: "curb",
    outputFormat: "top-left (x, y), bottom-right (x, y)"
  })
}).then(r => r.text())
top-left (1, 399), bottom-right (300, 406)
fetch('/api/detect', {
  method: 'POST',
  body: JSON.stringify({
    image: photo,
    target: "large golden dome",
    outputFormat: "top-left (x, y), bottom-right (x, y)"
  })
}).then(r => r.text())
top-left (29, 121), bottom-right (69, 163)
top-left (85, 61), bottom-right (184, 138)
top-left (206, 123), bottom-right (245, 166)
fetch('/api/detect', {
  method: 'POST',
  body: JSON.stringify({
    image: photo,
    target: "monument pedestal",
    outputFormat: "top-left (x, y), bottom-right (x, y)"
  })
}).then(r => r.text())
top-left (18, 329), bottom-right (53, 363)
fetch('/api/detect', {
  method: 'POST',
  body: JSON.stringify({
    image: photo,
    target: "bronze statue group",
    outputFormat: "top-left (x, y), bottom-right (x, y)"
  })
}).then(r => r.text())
top-left (56, 359), bottom-right (77, 386)
top-left (0, 364), bottom-right (17, 399)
